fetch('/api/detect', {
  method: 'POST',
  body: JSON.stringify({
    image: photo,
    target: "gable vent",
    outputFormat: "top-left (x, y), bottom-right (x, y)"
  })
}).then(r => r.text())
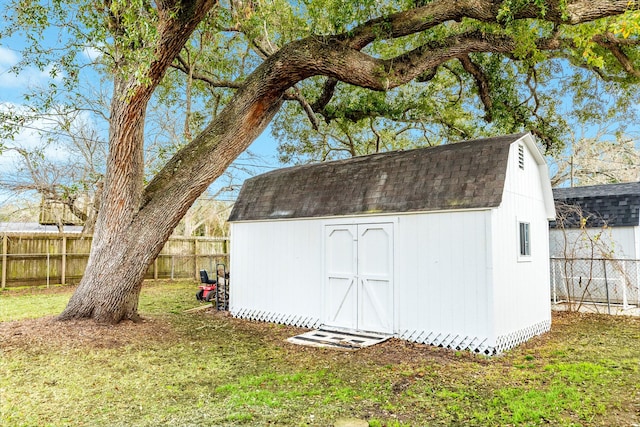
top-left (518, 144), bottom-right (524, 169)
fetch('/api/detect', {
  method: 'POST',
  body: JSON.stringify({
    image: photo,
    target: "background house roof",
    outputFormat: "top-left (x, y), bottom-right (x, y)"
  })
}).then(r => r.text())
top-left (552, 182), bottom-right (640, 227)
top-left (229, 133), bottom-right (530, 222)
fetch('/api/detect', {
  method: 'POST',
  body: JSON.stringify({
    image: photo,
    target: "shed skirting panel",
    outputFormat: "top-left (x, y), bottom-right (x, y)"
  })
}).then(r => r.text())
top-left (399, 319), bottom-right (550, 355)
top-left (398, 330), bottom-right (493, 355)
top-left (494, 319), bottom-right (551, 354)
top-left (231, 308), bottom-right (322, 329)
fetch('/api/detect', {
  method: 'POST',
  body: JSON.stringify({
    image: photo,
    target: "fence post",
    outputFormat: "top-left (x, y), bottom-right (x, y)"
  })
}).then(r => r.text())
top-left (154, 257), bottom-right (158, 280)
top-left (1, 235), bottom-right (7, 289)
top-left (223, 237), bottom-right (229, 268)
top-left (637, 260), bottom-right (640, 306)
top-left (46, 244), bottom-right (50, 289)
top-left (194, 238), bottom-right (199, 281)
top-left (602, 259), bottom-right (610, 315)
top-left (61, 236), bottom-right (67, 286)
top-left (551, 259), bottom-right (557, 304)
top-left (621, 261), bottom-right (627, 309)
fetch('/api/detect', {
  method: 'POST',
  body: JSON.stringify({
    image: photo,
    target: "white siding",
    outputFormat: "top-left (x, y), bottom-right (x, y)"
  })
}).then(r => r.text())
top-left (490, 141), bottom-right (551, 348)
top-left (232, 211), bottom-right (495, 351)
top-left (229, 219), bottom-right (323, 326)
top-left (549, 226), bottom-right (639, 259)
top-left (395, 210), bottom-right (493, 352)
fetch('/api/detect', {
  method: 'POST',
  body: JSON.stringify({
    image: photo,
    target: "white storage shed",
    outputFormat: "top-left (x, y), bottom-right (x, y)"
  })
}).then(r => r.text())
top-left (228, 132), bottom-right (556, 354)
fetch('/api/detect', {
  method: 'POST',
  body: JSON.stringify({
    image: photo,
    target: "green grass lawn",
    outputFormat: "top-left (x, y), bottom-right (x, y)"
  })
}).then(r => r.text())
top-left (1, 281), bottom-right (639, 426)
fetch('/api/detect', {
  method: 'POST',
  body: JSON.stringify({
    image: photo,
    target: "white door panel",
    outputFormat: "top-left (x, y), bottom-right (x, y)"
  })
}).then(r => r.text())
top-left (358, 224), bottom-right (394, 333)
top-left (327, 227), bottom-right (357, 274)
top-left (358, 226), bottom-right (391, 276)
top-left (325, 223), bottom-right (394, 334)
top-left (325, 225), bottom-right (357, 330)
top-left (326, 277), bottom-right (357, 329)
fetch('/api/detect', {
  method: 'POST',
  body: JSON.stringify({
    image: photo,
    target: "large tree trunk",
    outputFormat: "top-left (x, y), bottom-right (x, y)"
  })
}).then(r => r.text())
top-left (58, 0), bottom-right (220, 323)
top-left (59, 65), bottom-right (285, 323)
top-left (58, 74), bottom-right (150, 322)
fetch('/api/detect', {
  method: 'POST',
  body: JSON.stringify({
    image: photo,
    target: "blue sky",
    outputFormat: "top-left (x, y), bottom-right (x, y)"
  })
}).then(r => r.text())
top-left (0, 35), bottom-right (284, 206)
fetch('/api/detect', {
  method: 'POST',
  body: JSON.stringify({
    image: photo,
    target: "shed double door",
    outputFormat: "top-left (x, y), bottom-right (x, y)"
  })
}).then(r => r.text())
top-left (324, 223), bottom-right (394, 334)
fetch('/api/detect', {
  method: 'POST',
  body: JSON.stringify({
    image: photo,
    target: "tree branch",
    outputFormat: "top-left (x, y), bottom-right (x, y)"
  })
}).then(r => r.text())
top-left (121, 0), bottom-right (218, 105)
top-left (593, 33), bottom-right (640, 79)
top-left (459, 55), bottom-right (493, 122)
top-left (337, 0), bottom-right (639, 50)
top-left (277, 31), bottom-right (518, 93)
top-left (284, 87), bottom-right (320, 130)
top-left (311, 78), bottom-right (339, 115)
top-left (171, 57), bottom-right (243, 89)
top-left (369, 118), bottom-right (381, 153)
top-left (143, 0), bottom-right (639, 208)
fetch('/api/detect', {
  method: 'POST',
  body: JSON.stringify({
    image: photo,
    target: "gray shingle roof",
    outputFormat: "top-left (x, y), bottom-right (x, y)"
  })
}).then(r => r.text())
top-left (552, 182), bottom-right (640, 227)
top-left (229, 133), bottom-right (528, 222)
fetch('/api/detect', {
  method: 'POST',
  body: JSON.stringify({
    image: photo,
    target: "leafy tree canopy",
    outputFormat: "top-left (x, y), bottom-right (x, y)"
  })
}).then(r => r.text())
top-left (2, 0), bottom-right (639, 163)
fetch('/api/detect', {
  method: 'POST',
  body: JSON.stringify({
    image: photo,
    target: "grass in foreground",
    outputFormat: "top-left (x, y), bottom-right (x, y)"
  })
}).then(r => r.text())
top-left (1, 281), bottom-right (639, 426)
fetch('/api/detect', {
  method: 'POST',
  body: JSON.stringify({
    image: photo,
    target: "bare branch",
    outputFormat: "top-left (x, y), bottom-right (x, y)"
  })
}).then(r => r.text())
top-left (171, 56), bottom-right (243, 89)
top-left (284, 87), bottom-right (320, 130)
top-left (459, 55), bottom-right (493, 122)
top-left (311, 78), bottom-right (339, 116)
top-left (369, 118), bottom-right (381, 153)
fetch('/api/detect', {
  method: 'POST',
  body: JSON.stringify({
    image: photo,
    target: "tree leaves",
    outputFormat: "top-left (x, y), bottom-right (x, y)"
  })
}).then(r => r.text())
top-left (4, 0), bottom-right (639, 170)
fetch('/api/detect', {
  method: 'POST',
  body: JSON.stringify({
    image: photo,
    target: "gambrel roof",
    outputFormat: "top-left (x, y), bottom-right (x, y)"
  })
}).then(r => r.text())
top-left (552, 182), bottom-right (640, 227)
top-left (229, 133), bottom-right (536, 221)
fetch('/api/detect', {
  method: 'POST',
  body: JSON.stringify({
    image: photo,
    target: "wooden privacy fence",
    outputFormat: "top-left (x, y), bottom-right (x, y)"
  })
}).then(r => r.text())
top-left (1, 233), bottom-right (230, 288)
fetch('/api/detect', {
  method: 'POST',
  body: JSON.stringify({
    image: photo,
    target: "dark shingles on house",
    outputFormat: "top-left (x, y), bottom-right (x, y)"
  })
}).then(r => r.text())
top-left (229, 133), bottom-right (528, 221)
top-left (552, 182), bottom-right (640, 228)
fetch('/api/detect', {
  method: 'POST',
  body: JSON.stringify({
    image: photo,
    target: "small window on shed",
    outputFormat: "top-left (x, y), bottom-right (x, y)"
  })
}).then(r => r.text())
top-left (518, 144), bottom-right (525, 169)
top-left (519, 222), bottom-right (530, 257)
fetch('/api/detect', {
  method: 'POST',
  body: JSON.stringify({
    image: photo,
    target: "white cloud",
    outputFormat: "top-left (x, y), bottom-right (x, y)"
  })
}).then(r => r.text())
top-left (0, 103), bottom-right (75, 170)
top-left (0, 46), bottom-right (22, 89)
top-left (82, 46), bottom-right (102, 62)
top-left (0, 46), bottom-right (19, 68)
top-left (0, 45), bottom-right (64, 90)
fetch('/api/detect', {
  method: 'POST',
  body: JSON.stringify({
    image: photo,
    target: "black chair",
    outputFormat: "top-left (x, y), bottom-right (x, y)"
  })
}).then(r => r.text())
top-left (199, 270), bottom-right (216, 284)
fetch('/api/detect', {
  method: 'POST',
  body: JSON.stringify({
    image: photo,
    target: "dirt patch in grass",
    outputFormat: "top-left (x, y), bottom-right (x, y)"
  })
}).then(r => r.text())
top-left (1, 283), bottom-right (79, 296)
top-left (0, 315), bottom-right (178, 352)
top-left (2, 305), bottom-right (636, 377)
top-left (200, 307), bottom-right (488, 367)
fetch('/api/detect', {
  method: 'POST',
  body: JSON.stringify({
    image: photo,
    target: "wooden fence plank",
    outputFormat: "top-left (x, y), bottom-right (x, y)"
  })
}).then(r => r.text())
top-left (0, 233), bottom-right (229, 287)
top-left (61, 236), bottom-right (67, 285)
top-left (1, 235), bottom-right (7, 289)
